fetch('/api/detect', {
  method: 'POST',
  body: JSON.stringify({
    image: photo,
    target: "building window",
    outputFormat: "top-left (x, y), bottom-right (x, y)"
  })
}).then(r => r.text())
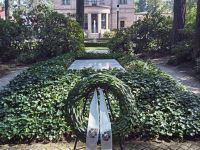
top-left (91, 0), bottom-right (97, 6)
top-left (84, 0), bottom-right (89, 5)
top-left (119, 0), bottom-right (127, 4)
top-left (84, 14), bottom-right (88, 30)
top-left (101, 13), bottom-right (106, 29)
top-left (120, 21), bottom-right (125, 28)
top-left (91, 14), bottom-right (98, 33)
top-left (62, 0), bottom-right (70, 5)
top-left (100, 0), bottom-right (105, 5)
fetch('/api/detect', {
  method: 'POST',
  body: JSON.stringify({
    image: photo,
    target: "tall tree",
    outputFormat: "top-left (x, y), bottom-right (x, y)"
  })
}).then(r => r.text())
top-left (137, 0), bottom-right (147, 12)
top-left (76, 0), bottom-right (84, 28)
top-left (171, 0), bottom-right (186, 44)
top-left (187, 0), bottom-right (198, 5)
top-left (18, 0), bottom-right (21, 6)
top-left (146, 0), bottom-right (162, 13)
top-left (4, 0), bottom-right (9, 19)
top-left (194, 0), bottom-right (200, 58)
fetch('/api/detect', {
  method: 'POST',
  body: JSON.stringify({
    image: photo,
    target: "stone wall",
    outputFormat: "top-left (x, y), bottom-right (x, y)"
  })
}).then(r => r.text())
top-left (110, 0), bottom-right (135, 29)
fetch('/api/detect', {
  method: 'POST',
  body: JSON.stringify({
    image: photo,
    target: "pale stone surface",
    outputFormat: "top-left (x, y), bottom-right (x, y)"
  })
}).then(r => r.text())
top-left (85, 49), bottom-right (110, 54)
top-left (0, 67), bottom-right (28, 91)
top-left (151, 57), bottom-right (200, 97)
top-left (68, 59), bottom-right (124, 70)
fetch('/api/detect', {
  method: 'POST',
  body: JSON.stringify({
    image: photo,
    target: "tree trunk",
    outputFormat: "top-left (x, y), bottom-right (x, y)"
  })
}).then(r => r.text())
top-left (171, 0), bottom-right (186, 44)
top-left (76, 0), bottom-right (84, 28)
top-left (5, 0), bottom-right (9, 20)
top-left (194, 0), bottom-right (200, 58)
top-left (18, 0), bottom-right (21, 6)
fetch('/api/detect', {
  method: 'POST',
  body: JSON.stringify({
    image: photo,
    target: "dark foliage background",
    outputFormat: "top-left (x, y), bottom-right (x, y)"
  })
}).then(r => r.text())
top-left (108, 12), bottom-right (172, 54)
top-left (0, 5), bottom-right (84, 63)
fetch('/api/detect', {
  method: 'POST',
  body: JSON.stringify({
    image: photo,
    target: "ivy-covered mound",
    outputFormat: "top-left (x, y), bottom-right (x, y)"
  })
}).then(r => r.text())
top-left (0, 52), bottom-right (200, 144)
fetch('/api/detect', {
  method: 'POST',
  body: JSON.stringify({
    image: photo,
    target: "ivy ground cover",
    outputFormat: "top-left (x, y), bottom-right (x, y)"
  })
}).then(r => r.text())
top-left (0, 52), bottom-right (199, 144)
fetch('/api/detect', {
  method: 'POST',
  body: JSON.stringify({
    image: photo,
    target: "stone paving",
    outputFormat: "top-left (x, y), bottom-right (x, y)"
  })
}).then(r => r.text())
top-left (1, 141), bottom-right (200, 150)
top-left (151, 57), bottom-right (200, 97)
top-left (0, 67), bottom-right (28, 91)
top-left (68, 59), bottom-right (124, 70)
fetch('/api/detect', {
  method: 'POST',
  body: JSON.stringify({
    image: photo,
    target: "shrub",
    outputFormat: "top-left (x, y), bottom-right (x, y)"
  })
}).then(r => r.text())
top-left (0, 19), bottom-right (26, 61)
top-left (185, 2), bottom-right (197, 30)
top-left (108, 12), bottom-right (172, 53)
top-left (103, 30), bottom-right (116, 38)
top-left (108, 28), bottom-right (134, 53)
top-left (0, 52), bottom-right (200, 143)
top-left (133, 12), bottom-right (171, 52)
top-left (0, 5), bottom-right (84, 63)
top-left (168, 41), bottom-right (193, 65)
top-left (16, 5), bottom-right (84, 60)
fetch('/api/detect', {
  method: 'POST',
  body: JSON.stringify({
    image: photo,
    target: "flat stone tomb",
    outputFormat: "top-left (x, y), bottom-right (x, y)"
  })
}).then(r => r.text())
top-left (68, 59), bottom-right (124, 70)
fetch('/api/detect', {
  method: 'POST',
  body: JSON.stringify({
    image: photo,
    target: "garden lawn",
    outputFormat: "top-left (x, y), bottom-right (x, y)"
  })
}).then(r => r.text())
top-left (0, 52), bottom-right (199, 144)
top-left (85, 47), bottom-right (110, 51)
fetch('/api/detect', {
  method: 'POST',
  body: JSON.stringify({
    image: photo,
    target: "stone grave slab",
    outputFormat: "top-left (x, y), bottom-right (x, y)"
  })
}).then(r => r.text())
top-left (68, 59), bottom-right (124, 70)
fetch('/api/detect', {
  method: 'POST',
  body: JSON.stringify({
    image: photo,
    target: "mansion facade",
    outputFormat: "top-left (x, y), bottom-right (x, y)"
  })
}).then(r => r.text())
top-left (53, 0), bottom-right (135, 38)
top-left (0, 5), bottom-right (5, 19)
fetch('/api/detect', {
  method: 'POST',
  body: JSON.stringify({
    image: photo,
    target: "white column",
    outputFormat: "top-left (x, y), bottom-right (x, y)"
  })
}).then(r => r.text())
top-left (106, 13), bottom-right (109, 30)
top-left (98, 13), bottom-right (102, 33)
top-left (88, 13), bottom-right (92, 33)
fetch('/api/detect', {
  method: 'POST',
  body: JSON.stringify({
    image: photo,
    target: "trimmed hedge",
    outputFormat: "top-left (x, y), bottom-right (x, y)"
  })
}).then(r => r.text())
top-left (0, 52), bottom-right (200, 144)
top-left (84, 42), bottom-right (108, 47)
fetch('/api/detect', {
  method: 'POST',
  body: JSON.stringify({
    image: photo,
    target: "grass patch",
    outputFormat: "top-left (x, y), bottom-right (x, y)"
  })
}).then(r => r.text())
top-left (85, 47), bottom-right (109, 50)
top-left (84, 42), bottom-right (108, 47)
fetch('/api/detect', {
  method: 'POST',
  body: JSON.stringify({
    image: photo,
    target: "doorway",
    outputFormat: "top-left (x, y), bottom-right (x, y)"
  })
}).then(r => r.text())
top-left (91, 14), bottom-right (98, 33)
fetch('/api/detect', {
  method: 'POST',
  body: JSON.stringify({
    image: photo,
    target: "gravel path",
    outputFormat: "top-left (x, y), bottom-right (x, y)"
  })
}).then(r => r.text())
top-left (0, 67), bottom-right (28, 91)
top-left (151, 57), bottom-right (200, 97)
top-left (1, 140), bottom-right (200, 150)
